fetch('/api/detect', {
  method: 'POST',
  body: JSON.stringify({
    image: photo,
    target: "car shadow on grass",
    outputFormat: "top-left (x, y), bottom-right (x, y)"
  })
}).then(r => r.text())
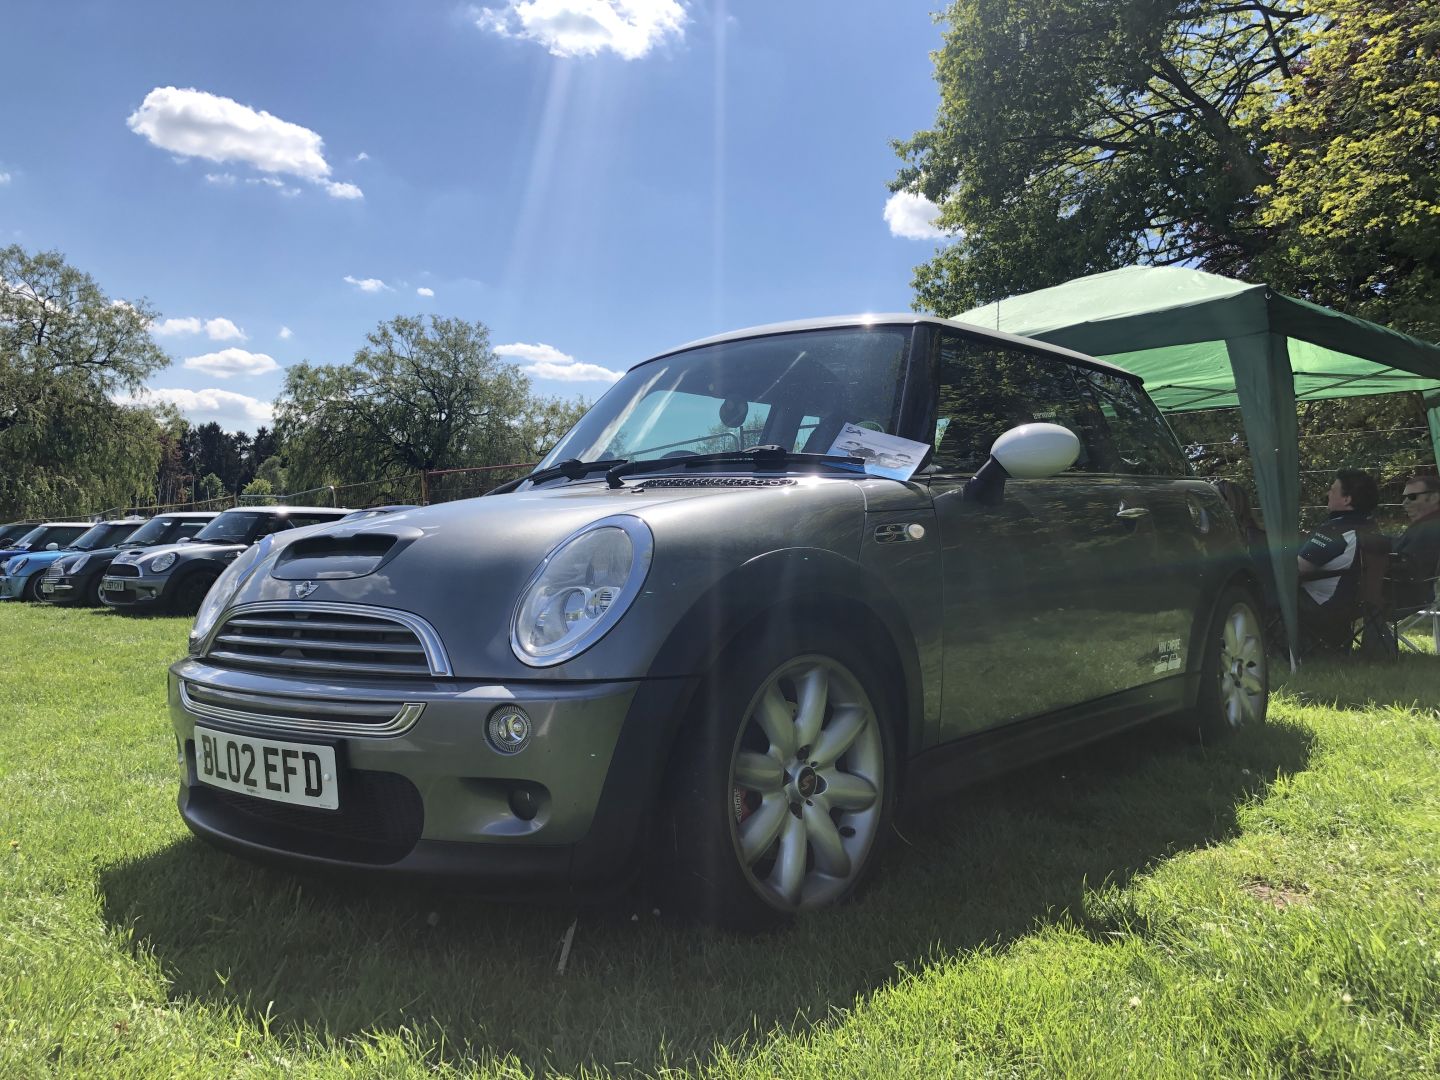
top-left (99, 718), bottom-right (1312, 1076)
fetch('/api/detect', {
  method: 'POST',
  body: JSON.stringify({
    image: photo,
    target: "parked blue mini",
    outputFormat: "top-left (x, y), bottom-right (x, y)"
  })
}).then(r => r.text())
top-left (0, 519), bottom-right (145, 602)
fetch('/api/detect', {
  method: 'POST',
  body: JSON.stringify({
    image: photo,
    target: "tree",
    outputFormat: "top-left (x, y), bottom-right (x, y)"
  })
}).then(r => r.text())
top-left (275, 315), bottom-right (532, 489)
top-left (240, 477), bottom-right (274, 498)
top-left (894, 0), bottom-right (1310, 314)
top-left (513, 395), bottom-right (590, 462)
top-left (1258, 0), bottom-right (1440, 339)
top-left (0, 245), bottom-right (172, 517)
top-left (196, 473), bottom-right (226, 502)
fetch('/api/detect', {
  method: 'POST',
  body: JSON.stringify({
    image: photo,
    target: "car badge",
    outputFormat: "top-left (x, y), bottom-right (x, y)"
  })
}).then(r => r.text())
top-left (294, 580), bottom-right (319, 599)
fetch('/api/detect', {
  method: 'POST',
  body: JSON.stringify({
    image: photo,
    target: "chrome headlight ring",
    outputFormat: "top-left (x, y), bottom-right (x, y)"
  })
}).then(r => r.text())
top-left (511, 516), bottom-right (654, 668)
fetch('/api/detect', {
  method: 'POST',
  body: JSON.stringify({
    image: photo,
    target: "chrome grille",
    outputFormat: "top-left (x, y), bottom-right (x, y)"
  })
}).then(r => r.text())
top-left (180, 681), bottom-right (423, 737)
top-left (42, 564), bottom-right (64, 583)
top-left (205, 603), bottom-right (450, 678)
top-left (639, 476), bottom-right (797, 489)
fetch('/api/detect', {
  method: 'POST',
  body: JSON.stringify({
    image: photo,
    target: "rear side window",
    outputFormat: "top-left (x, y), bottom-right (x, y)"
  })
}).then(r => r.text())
top-left (290, 514), bottom-right (344, 529)
top-left (932, 335), bottom-right (1110, 473)
top-left (1078, 370), bottom-right (1189, 477)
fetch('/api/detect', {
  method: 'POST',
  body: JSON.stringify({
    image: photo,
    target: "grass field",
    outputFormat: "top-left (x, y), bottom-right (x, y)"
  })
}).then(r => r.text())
top-left (2, 602), bottom-right (1439, 1078)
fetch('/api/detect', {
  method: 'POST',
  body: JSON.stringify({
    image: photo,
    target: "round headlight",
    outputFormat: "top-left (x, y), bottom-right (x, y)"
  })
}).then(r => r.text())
top-left (68, 554), bottom-right (90, 575)
top-left (511, 517), bottom-right (653, 667)
top-left (148, 552), bottom-right (177, 573)
top-left (189, 540), bottom-right (270, 654)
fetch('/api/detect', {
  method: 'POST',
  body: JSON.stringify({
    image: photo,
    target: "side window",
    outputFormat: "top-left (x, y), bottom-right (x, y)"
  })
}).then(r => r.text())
top-left (257, 517), bottom-right (291, 537)
top-left (176, 523), bottom-right (206, 539)
top-left (290, 514), bottom-right (341, 529)
top-left (933, 335), bottom-right (1110, 473)
top-left (1079, 370), bottom-right (1189, 476)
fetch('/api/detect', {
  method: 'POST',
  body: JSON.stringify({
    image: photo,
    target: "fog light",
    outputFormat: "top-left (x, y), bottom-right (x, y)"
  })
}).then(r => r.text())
top-left (508, 787), bottom-right (539, 821)
top-left (487, 708), bottom-right (532, 754)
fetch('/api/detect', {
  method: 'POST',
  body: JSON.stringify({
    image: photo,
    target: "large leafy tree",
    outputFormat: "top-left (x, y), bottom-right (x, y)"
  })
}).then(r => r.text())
top-left (0, 245), bottom-right (172, 517)
top-left (895, 0), bottom-right (1309, 314)
top-left (275, 315), bottom-right (533, 490)
top-left (1258, 0), bottom-right (1440, 339)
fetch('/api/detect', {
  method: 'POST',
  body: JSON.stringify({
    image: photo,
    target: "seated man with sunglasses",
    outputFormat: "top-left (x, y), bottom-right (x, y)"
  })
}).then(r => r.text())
top-left (1393, 474), bottom-right (1440, 614)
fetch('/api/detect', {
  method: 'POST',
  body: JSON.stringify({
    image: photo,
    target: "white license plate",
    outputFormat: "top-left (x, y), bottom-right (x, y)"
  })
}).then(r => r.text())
top-left (193, 726), bottom-right (339, 810)
top-left (102, 578), bottom-right (125, 592)
top-left (40, 581), bottom-right (54, 593)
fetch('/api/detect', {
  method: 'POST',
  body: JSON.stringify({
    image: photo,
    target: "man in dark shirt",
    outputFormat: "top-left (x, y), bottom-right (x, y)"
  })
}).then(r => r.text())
top-left (1394, 474), bottom-right (1440, 613)
top-left (1297, 469), bottom-right (1382, 651)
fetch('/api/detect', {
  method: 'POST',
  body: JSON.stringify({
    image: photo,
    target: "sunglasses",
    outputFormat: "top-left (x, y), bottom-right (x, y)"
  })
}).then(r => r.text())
top-left (1402, 491), bottom-right (1438, 501)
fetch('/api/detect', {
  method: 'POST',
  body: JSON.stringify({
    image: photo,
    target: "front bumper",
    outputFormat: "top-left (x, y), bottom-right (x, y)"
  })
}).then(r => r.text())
top-left (100, 572), bottom-right (172, 609)
top-left (169, 658), bottom-right (697, 891)
top-left (0, 573), bottom-right (30, 599)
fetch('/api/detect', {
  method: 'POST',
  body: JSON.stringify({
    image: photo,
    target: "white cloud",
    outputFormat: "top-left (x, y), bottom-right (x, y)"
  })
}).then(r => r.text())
top-left (151, 315), bottom-right (248, 341)
top-left (344, 275), bottom-right (392, 293)
top-left (127, 87), bottom-right (363, 200)
top-left (182, 347), bottom-right (279, 379)
top-left (883, 190), bottom-right (947, 240)
top-left (476, 0), bottom-right (686, 59)
top-left (152, 317), bottom-right (204, 336)
top-left (278, 326), bottom-right (293, 340)
top-left (495, 341), bottom-right (621, 383)
top-left (203, 317), bottom-right (247, 341)
top-left (1, 171), bottom-right (14, 185)
top-left (353, 151), bottom-right (370, 162)
top-left (321, 179), bottom-right (363, 200)
top-left (120, 387), bottom-right (275, 431)
top-left (416, 287), bottom-right (435, 297)
top-left (204, 172), bottom-right (236, 185)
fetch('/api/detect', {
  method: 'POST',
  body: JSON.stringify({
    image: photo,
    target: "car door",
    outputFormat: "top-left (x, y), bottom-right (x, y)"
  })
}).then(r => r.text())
top-left (1074, 367), bottom-right (1201, 677)
top-left (928, 334), bottom-right (1164, 741)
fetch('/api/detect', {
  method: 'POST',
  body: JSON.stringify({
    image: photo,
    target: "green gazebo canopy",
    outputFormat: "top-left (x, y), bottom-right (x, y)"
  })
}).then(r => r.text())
top-left (957, 265), bottom-right (1440, 658)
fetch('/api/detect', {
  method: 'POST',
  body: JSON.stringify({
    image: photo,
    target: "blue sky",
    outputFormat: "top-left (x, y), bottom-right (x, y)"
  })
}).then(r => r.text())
top-left (1, 1), bottom-right (950, 432)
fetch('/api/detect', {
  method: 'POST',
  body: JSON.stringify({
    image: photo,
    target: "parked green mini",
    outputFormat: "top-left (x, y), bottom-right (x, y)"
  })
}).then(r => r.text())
top-left (168, 316), bottom-right (1267, 927)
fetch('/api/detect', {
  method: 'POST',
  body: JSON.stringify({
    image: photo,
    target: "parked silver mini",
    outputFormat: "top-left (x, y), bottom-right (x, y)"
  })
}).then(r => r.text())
top-left (169, 315), bottom-right (1268, 927)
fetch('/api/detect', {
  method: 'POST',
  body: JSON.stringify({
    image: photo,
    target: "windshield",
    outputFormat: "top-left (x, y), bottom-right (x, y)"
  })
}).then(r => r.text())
top-left (72, 522), bottom-right (138, 551)
top-left (124, 516), bottom-right (203, 546)
top-left (123, 517), bottom-right (179, 546)
top-left (11, 525), bottom-right (86, 550)
top-left (537, 326), bottom-right (914, 472)
top-left (193, 512), bottom-right (269, 545)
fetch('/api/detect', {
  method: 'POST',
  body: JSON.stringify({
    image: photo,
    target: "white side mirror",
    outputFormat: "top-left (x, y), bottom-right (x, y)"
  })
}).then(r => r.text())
top-left (991, 423), bottom-right (1081, 479)
top-left (44, 542), bottom-right (60, 551)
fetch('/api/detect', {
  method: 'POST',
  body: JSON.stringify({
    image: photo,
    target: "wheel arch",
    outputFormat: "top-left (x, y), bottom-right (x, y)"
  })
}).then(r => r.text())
top-left (1185, 566), bottom-right (1267, 699)
top-left (646, 547), bottom-right (924, 762)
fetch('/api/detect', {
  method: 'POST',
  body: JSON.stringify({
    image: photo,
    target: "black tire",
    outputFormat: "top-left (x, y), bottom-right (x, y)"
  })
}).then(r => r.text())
top-left (90, 574), bottom-right (108, 607)
top-left (659, 624), bottom-right (897, 930)
top-left (172, 572), bottom-right (217, 615)
top-left (22, 573), bottom-right (45, 603)
top-left (1189, 585), bottom-right (1269, 744)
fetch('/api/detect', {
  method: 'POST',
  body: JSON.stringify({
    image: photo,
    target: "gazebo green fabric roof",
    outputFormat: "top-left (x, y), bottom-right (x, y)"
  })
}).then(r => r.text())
top-left (957, 265), bottom-right (1440, 661)
top-left (958, 266), bottom-right (1440, 411)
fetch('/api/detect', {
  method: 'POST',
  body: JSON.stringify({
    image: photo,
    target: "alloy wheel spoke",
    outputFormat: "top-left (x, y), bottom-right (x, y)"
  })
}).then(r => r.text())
top-left (792, 666), bottom-right (829, 751)
top-left (819, 770), bottom-right (877, 811)
top-left (734, 751), bottom-right (784, 793)
top-left (809, 706), bottom-right (869, 768)
top-left (773, 812), bottom-right (807, 906)
top-left (739, 793), bottom-right (788, 864)
top-left (1239, 670), bottom-right (1265, 696)
top-left (803, 802), bottom-right (851, 878)
top-left (755, 686), bottom-right (797, 760)
top-left (1223, 615), bottom-right (1242, 658)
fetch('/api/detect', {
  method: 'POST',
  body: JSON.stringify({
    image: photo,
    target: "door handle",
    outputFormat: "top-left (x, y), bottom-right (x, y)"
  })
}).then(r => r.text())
top-left (1115, 506), bottom-right (1151, 520)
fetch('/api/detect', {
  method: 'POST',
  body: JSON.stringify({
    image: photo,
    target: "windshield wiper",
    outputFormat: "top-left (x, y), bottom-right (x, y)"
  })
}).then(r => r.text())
top-left (485, 457), bottom-right (629, 497)
top-left (605, 445), bottom-right (864, 488)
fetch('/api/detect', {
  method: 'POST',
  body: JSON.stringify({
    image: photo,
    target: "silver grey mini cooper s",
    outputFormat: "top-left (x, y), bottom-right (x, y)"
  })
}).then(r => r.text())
top-left (169, 315), bottom-right (1268, 927)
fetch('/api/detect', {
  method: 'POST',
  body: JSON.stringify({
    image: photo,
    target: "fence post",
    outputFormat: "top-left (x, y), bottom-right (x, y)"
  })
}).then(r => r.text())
top-left (419, 470), bottom-right (428, 506)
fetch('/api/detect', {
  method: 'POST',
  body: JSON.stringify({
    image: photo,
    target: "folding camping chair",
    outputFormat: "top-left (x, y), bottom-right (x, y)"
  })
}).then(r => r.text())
top-left (1392, 551), bottom-right (1440, 655)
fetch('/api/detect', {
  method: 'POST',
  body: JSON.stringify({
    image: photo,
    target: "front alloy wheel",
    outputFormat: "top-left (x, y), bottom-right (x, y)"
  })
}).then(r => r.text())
top-left (728, 655), bottom-right (885, 911)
